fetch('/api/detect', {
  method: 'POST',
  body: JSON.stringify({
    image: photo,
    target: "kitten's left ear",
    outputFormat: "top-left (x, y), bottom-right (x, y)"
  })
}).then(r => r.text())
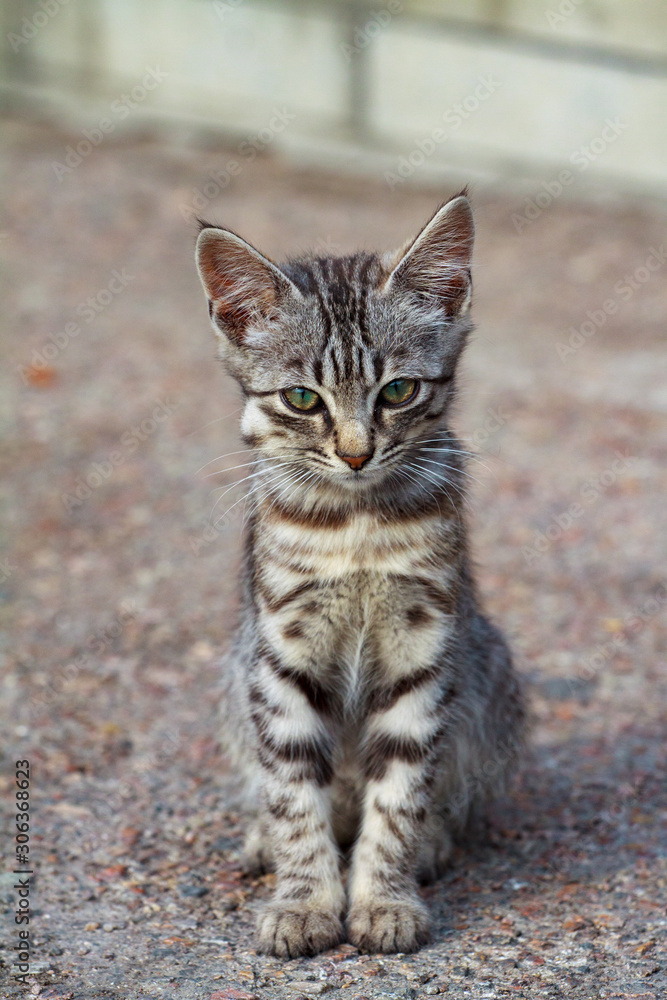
top-left (383, 194), bottom-right (474, 318)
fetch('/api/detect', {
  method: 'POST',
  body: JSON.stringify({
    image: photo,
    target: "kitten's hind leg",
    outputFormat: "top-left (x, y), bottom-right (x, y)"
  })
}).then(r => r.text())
top-left (242, 816), bottom-right (274, 875)
top-left (416, 812), bottom-right (453, 885)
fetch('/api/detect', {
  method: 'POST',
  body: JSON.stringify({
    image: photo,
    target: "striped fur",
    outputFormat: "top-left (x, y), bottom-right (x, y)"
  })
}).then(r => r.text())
top-left (195, 194), bottom-right (525, 957)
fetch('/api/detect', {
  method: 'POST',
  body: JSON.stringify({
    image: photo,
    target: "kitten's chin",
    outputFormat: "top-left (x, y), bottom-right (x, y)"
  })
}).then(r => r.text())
top-left (286, 469), bottom-right (376, 503)
top-left (328, 468), bottom-right (392, 499)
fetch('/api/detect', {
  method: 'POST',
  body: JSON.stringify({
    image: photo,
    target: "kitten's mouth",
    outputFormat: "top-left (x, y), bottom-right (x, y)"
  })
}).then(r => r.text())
top-left (337, 465), bottom-right (383, 489)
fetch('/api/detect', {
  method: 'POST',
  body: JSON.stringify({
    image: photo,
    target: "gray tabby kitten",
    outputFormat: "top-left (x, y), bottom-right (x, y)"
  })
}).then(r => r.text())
top-left (194, 192), bottom-right (525, 958)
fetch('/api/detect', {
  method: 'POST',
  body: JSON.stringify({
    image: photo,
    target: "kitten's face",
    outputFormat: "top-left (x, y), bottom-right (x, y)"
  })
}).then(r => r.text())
top-left (196, 195), bottom-right (474, 502)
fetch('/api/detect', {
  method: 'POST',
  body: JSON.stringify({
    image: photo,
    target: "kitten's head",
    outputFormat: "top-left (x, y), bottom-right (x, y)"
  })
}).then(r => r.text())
top-left (195, 192), bottom-right (474, 504)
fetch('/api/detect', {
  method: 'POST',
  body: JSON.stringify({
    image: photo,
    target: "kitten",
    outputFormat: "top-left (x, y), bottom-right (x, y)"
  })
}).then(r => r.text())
top-left (194, 191), bottom-right (525, 957)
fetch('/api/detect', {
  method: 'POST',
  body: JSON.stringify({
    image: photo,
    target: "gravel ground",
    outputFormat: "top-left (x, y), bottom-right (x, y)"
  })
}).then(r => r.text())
top-left (1, 120), bottom-right (666, 1000)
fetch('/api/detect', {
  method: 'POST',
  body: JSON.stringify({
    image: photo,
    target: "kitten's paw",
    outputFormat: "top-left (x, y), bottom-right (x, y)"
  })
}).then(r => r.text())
top-left (257, 903), bottom-right (344, 958)
top-left (347, 897), bottom-right (430, 953)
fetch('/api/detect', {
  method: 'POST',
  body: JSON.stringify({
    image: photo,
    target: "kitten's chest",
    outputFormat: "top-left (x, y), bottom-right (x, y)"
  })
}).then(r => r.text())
top-left (253, 510), bottom-right (458, 683)
top-left (257, 509), bottom-right (450, 577)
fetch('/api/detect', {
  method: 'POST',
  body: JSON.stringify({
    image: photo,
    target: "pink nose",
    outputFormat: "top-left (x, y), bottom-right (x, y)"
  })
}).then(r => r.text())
top-left (338, 453), bottom-right (372, 470)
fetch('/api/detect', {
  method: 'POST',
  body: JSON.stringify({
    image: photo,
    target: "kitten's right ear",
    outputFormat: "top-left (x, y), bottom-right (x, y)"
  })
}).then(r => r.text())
top-left (196, 225), bottom-right (301, 343)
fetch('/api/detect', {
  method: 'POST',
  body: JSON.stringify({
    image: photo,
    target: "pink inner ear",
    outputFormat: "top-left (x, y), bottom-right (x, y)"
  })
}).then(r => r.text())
top-left (389, 197), bottom-right (474, 313)
top-left (197, 231), bottom-right (279, 340)
top-left (214, 263), bottom-right (275, 336)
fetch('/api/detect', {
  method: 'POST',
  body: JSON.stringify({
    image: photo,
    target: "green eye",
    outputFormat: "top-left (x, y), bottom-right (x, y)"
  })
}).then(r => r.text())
top-left (379, 378), bottom-right (418, 406)
top-left (282, 387), bottom-right (322, 412)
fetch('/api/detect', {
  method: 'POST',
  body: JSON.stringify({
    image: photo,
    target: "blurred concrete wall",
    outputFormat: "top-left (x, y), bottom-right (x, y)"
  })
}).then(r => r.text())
top-left (2, 0), bottom-right (667, 196)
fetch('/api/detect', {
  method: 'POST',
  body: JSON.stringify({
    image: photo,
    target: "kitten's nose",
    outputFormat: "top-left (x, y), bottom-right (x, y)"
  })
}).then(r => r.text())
top-left (337, 452), bottom-right (373, 470)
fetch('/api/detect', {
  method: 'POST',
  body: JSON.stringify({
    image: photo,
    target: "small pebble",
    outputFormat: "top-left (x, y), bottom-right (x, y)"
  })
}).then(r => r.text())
top-left (287, 983), bottom-right (330, 995)
top-left (179, 883), bottom-right (210, 898)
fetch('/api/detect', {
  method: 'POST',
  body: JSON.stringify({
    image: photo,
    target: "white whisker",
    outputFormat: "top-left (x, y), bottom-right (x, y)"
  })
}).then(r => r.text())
top-left (417, 446), bottom-right (493, 475)
top-left (403, 461), bottom-right (466, 519)
top-left (413, 454), bottom-right (485, 488)
top-left (393, 465), bottom-right (446, 519)
top-left (207, 461), bottom-right (296, 502)
top-left (210, 464), bottom-right (297, 523)
top-left (193, 447), bottom-right (254, 476)
top-left (203, 456), bottom-right (288, 480)
top-left (263, 467), bottom-right (319, 517)
top-left (408, 459), bottom-right (468, 499)
top-left (185, 409), bottom-right (243, 438)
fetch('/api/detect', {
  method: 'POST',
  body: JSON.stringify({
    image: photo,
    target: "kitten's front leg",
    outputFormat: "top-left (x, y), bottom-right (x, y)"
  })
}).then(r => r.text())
top-left (347, 670), bottom-right (450, 953)
top-left (251, 653), bottom-right (344, 958)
